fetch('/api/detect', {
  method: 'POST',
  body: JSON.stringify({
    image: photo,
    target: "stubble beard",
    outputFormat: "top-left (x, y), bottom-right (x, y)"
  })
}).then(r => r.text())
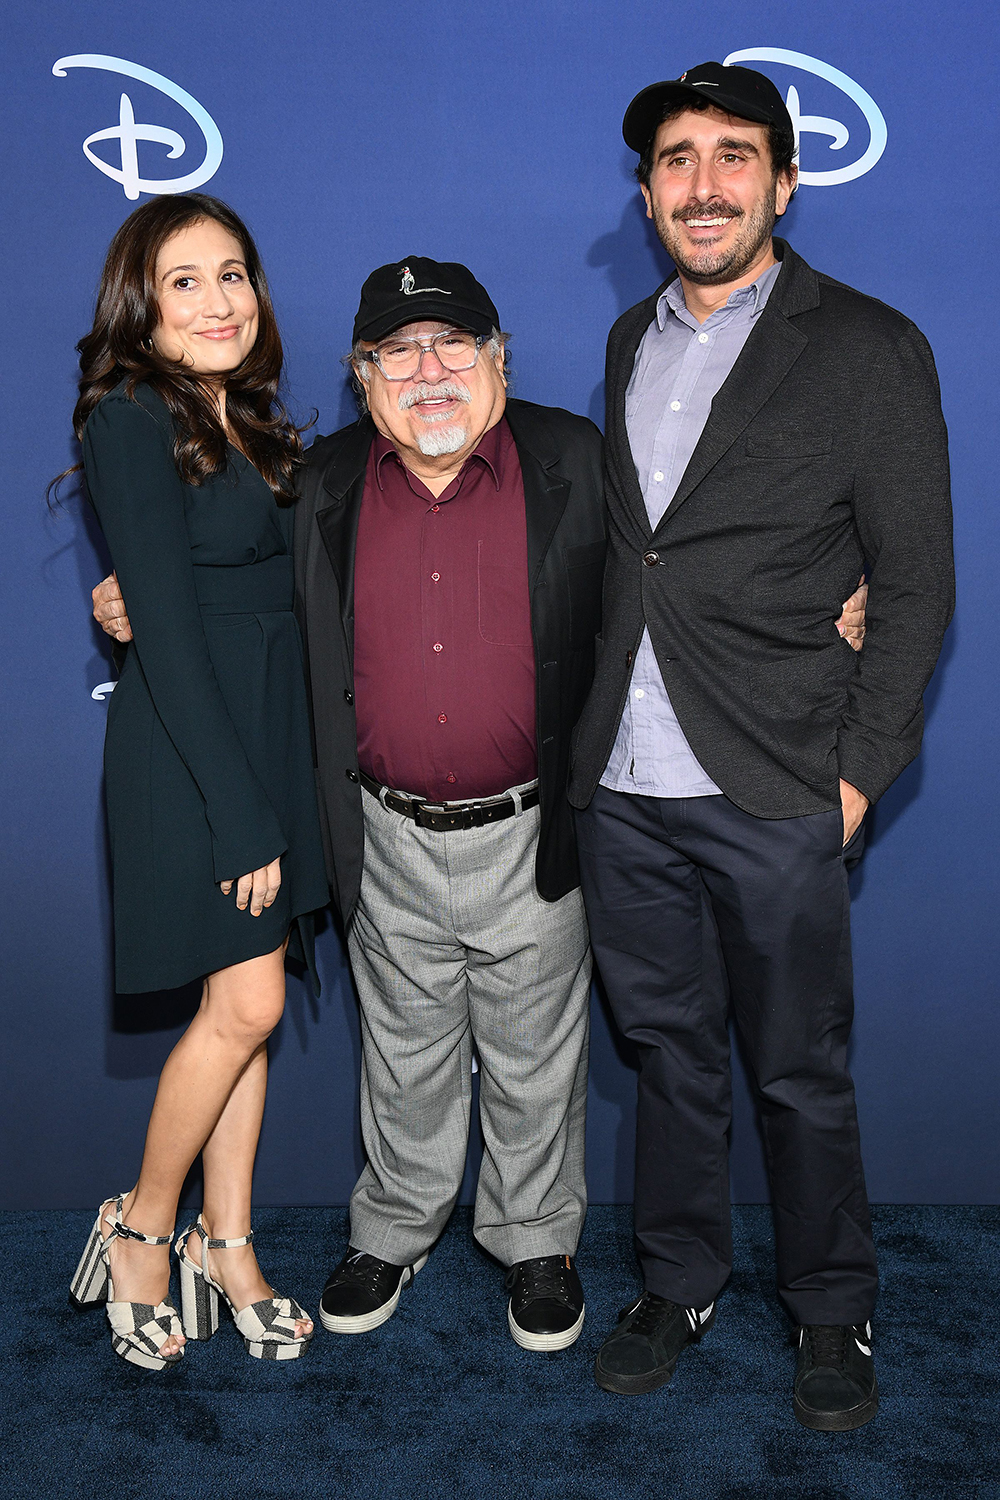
top-left (652, 187), bottom-right (778, 286)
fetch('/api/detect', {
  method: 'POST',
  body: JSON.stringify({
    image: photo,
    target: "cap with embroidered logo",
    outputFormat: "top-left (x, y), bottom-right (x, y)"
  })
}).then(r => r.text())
top-left (353, 257), bottom-right (500, 345)
top-left (622, 60), bottom-right (793, 154)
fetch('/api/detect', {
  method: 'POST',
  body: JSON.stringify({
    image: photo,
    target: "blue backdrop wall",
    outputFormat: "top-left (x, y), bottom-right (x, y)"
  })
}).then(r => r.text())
top-left (2, 1), bottom-right (997, 1211)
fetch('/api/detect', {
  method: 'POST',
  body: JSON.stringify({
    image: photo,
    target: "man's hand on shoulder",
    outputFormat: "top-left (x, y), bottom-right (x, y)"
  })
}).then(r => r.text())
top-left (836, 577), bottom-right (868, 652)
top-left (840, 779), bottom-right (869, 845)
top-left (92, 572), bottom-right (132, 642)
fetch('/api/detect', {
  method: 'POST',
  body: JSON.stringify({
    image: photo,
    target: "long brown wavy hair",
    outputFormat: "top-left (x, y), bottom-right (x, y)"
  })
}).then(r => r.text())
top-left (68, 194), bottom-right (305, 502)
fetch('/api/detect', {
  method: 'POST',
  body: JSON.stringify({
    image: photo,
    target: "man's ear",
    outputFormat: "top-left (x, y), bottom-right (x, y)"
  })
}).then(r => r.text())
top-left (352, 362), bottom-right (371, 409)
top-left (640, 183), bottom-right (654, 222)
top-left (775, 163), bottom-right (798, 216)
top-left (493, 341), bottom-right (508, 385)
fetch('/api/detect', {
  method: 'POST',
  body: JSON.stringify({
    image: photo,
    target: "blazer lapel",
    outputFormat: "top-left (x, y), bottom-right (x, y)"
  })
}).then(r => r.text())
top-left (504, 400), bottom-right (571, 591)
top-left (313, 419), bottom-right (374, 626)
top-left (606, 288), bottom-right (665, 542)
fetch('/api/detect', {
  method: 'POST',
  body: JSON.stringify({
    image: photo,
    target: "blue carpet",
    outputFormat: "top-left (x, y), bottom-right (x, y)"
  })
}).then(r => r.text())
top-left (4, 1205), bottom-right (998, 1500)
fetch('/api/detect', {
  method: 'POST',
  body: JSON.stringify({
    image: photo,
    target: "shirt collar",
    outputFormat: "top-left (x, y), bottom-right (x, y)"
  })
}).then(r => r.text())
top-left (656, 256), bottom-right (783, 331)
top-left (373, 416), bottom-right (507, 493)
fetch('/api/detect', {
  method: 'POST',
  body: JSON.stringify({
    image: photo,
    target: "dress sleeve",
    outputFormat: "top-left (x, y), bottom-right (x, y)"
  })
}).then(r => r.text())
top-left (83, 395), bottom-right (287, 881)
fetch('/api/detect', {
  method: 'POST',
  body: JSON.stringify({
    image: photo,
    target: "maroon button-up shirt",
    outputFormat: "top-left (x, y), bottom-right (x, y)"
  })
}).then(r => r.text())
top-left (353, 416), bottom-right (537, 801)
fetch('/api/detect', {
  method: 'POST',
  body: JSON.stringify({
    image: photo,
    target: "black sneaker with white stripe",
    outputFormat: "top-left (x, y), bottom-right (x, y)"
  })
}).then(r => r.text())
top-left (594, 1292), bottom-right (716, 1393)
top-left (793, 1322), bottom-right (879, 1430)
top-left (505, 1255), bottom-right (585, 1351)
top-left (319, 1247), bottom-right (428, 1334)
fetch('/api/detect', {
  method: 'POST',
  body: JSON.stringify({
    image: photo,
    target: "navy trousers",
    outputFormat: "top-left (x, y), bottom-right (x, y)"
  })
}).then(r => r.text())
top-left (576, 787), bottom-right (877, 1326)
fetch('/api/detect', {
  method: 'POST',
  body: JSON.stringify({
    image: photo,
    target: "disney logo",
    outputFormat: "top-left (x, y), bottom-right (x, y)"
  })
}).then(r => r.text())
top-left (52, 54), bottom-right (224, 200)
top-left (723, 47), bottom-right (887, 186)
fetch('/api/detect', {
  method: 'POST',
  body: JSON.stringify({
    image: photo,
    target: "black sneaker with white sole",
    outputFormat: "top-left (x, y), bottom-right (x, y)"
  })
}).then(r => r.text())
top-left (793, 1322), bottom-right (879, 1431)
top-left (505, 1255), bottom-right (585, 1351)
top-left (319, 1247), bottom-right (428, 1334)
top-left (594, 1292), bottom-right (716, 1394)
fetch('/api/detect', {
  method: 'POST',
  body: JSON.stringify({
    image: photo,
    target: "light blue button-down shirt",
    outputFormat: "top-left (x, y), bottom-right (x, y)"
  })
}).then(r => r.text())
top-left (601, 259), bottom-right (783, 797)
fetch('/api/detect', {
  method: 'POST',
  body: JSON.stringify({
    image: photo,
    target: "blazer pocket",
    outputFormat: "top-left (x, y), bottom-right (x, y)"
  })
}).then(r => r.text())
top-left (750, 643), bottom-right (857, 720)
top-left (746, 427), bottom-right (832, 458)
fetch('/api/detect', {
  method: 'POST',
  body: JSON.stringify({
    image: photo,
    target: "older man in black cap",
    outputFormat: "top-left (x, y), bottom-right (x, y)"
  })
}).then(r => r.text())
top-left (294, 259), bottom-right (606, 1350)
top-left (570, 64), bottom-right (954, 1426)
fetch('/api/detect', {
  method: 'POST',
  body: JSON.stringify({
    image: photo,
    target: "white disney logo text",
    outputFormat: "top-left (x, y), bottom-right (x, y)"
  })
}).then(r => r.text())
top-left (723, 47), bottom-right (887, 186)
top-left (52, 54), bottom-right (223, 200)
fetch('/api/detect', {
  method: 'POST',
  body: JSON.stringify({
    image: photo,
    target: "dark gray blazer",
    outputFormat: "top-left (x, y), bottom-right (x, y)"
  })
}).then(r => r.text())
top-left (568, 240), bottom-right (955, 817)
top-left (293, 399), bottom-right (605, 923)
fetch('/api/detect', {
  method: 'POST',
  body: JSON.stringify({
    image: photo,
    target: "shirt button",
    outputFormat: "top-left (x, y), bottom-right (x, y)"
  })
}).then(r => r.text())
top-left (431, 572), bottom-right (440, 582)
top-left (446, 773), bottom-right (457, 784)
top-left (438, 713), bottom-right (448, 724)
top-left (698, 332), bottom-right (709, 344)
top-left (670, 400), bottom-right (682, 412)
top-left (431, 504), bottom-right (441, 513)
top-left (634, 689), bottom-right (645, 700)
top-left (653, 470), bottom-right (664, 482)
top-left (433, 642), bottom-right (443, 653)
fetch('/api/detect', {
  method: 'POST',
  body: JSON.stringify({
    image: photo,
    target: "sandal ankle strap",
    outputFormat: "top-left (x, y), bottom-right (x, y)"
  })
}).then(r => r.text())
top-left (103, 1193), bottom-right (174, 1247)
top-left (196, 1212), bottom-right (254, 1251)
top-left (176, 1215), bottom-right (254, 1283)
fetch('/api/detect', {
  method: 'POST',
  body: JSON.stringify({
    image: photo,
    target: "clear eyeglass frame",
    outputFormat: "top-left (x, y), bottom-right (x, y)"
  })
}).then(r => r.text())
top-left (368, 329), bottom-right (488, 381)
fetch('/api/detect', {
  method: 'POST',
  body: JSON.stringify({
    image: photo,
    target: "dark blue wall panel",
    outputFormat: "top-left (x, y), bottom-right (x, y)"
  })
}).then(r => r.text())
top-left (2, 1), bottom-right (997, 1208)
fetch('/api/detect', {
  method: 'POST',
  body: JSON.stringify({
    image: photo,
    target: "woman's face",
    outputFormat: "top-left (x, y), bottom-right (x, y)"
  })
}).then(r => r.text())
top-left (151, 219), bottom-right (259, 378)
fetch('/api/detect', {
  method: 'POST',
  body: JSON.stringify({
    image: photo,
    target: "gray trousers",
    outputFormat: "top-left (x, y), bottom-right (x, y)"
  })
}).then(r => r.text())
top-left (347, 784), bottom-right (591, 1266)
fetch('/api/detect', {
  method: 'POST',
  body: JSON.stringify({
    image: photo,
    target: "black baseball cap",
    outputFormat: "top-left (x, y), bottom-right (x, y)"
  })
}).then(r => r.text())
top-left (622, 61), bottom-right (793, 153)
top-left (353, 257), bottom-right (500, 344)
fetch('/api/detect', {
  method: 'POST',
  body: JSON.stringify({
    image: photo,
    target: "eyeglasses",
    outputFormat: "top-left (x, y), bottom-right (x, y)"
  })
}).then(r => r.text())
top-left (367, 328), bottom-right (488, 381)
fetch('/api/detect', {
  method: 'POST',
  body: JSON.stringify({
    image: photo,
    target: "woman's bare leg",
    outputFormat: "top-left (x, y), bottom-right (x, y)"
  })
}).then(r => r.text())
top-left (186, 1042), bottom-right (311, 1336)
top-left (104, 944), bottom-right (291, 1354)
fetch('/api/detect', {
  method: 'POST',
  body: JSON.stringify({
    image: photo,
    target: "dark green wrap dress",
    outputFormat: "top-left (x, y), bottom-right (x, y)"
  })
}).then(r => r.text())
top-left (83, 381), bottom-right (329, 993)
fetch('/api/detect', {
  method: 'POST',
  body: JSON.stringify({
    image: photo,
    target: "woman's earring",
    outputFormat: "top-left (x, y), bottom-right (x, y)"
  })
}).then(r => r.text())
top-left (140, 337), bottom-right (153, 353)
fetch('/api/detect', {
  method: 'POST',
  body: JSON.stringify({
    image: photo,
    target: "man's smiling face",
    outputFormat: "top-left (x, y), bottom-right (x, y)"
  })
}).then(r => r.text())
top-left (357, 320), bottom-right (507, 466)
top-left (641, 104), bottom-right (795, 285)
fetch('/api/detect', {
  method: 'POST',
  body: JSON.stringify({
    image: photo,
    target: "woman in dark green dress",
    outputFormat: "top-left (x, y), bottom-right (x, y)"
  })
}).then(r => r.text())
top-left (67, 195), bottom-right (329, 1369)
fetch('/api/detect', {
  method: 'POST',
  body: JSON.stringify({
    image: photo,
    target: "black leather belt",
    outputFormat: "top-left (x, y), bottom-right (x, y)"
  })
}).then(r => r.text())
top-left (360, 771), bottom-right (539, 831)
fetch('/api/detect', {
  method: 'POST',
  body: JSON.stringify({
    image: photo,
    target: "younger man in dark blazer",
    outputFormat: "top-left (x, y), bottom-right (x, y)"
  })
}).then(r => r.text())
top-left (569, 64), bottom-right (954, 1428)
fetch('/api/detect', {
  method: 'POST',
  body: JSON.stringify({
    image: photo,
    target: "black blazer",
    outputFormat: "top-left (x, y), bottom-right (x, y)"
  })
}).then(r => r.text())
top-left (569, 240), bottom-right (955, 817)
top-left (293, 398), bottom-right (605, 922)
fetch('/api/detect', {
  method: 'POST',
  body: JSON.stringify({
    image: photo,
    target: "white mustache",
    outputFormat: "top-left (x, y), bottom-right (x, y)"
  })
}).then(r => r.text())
top-left (398, 382), bottom-right (472, 410)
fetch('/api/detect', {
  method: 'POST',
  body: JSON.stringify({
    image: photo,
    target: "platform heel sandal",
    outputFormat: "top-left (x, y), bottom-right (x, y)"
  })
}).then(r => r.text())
top-left (176, 1216), bottom-right (313, 1361)
top-left (70, 1194), bottom-right (184, 1371)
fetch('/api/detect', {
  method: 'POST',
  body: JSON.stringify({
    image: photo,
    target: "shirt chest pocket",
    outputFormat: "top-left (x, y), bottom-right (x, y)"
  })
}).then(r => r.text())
top-left (477, 539), bottom-right (533, 648)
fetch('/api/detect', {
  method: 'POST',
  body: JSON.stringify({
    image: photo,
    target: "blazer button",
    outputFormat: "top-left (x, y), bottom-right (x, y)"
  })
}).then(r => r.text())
top-left (345, 769), bottom-right (358, 782)
top-left (344, 690), bottom-right (354, 704)
top-left (643, 551), bottom-right (660, 568)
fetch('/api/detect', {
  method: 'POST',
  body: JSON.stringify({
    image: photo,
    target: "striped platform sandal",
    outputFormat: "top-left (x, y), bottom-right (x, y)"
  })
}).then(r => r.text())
top-left (70, 1194), bottom-right (184, 1371)
top-left (176, 1217), bottom-right (313, 1361)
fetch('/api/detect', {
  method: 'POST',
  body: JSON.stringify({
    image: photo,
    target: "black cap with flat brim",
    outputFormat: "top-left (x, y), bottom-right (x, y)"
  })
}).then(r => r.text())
top-left (353, 257), bottom-right (500, 345)
top-left (622, 60), bottom-right (792, 153)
